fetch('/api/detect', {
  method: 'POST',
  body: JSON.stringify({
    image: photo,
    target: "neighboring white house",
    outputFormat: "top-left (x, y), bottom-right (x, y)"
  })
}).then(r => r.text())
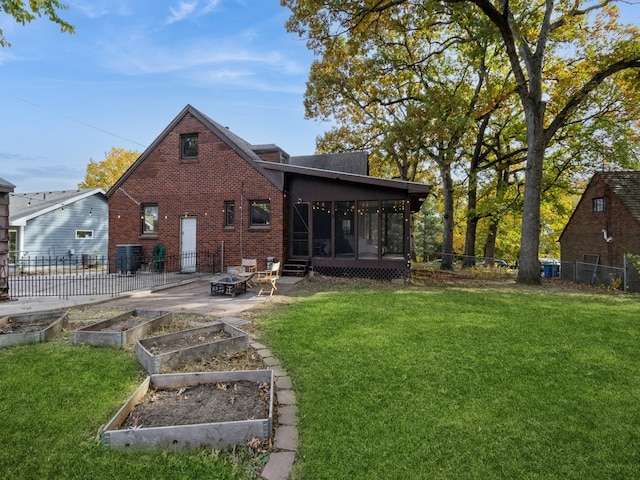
top-left (9, 189), bottom-right (108, 263)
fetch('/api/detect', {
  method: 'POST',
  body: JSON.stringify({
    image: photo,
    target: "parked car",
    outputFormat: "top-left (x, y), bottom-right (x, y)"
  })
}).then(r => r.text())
top-left (480, 259), bottom-right (509, 268)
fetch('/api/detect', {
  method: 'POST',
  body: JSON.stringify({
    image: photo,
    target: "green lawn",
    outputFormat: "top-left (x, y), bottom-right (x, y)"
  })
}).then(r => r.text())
top-left (0, 343), bottom-right (243, 480)
top-left (258, 284), bottom-right (640, 479)
top-left (2, 284), bottom-right (639, 480)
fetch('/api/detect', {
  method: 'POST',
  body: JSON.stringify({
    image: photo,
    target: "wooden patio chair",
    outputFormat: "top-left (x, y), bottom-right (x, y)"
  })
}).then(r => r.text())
top-left (238, 258), bottom-right (258, 287)
top-left (257, 261), bottom-right (280, 296)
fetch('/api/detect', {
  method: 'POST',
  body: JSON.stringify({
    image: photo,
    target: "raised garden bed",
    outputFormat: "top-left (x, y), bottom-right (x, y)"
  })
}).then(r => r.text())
top-left (73, 309), bottom-right (173, 348)
top-left (136, 322), bottom-right (248, 374)
top-left (102, 370), bottom-right (273, 450)
top-left (0, 311), bottom-right (69, 349)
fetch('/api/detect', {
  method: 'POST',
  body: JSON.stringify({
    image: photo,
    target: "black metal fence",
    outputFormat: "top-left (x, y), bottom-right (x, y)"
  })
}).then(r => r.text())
top-left (4, 250), bottom-right (217, 298)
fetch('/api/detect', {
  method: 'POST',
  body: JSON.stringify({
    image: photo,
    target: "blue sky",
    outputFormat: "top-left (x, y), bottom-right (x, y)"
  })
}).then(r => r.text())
top-left (1, 0), bottom-right (326, 193)
top-left (1, 1), bottom-right (638, 194)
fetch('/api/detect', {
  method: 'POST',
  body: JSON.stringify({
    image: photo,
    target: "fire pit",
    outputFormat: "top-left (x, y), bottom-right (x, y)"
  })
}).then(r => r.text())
top-left (210, 275), bottom-right (247, 297)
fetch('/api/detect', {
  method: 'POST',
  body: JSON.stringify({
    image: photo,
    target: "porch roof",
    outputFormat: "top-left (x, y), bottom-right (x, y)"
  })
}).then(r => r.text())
top-left (258, 161), bottom-right (431, 212)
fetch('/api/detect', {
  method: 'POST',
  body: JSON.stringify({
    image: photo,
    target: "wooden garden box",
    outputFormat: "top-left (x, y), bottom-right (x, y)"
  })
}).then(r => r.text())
top-left (0, 311), bottom-right (69, 349)
top-left (136, 322), bottom-right (249, 374)
top-left (101, 370), bottom-right (274, 450)
top-left (73, 309), bottom-right (173, 348)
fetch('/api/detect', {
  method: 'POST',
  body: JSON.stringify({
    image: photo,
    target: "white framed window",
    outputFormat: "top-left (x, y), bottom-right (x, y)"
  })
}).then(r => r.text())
top-left (76, 230), bottom-right (94, 239)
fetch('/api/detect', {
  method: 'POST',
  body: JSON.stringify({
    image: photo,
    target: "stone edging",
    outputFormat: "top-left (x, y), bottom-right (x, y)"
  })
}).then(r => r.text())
top-left (252, 341), bottom-right (297, 480)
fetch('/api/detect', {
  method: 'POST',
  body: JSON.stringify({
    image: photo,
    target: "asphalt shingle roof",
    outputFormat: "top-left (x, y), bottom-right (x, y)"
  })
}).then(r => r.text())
top-left (599, 171), bottom-right (640, 223)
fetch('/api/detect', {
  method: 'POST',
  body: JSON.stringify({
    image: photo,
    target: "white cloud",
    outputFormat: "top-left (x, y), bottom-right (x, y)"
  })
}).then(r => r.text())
top-left (166, 1), bottom-right (198, 24)
top-left (165, 0), bottom-right (222, 24)
top-left (70, 1), bottom-right (133, 19)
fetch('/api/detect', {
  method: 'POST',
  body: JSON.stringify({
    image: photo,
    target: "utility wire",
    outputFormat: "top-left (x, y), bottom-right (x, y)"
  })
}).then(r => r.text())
top-left (8, 94), bottom-right (148, 148)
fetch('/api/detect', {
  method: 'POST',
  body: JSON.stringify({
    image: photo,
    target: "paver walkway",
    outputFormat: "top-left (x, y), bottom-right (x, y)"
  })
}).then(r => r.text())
top-left (1, 275), bottom-right (303, 480)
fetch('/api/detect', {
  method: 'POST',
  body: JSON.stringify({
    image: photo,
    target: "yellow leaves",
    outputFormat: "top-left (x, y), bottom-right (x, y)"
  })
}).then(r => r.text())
top-left (78, 147), bottom-right (140, 191)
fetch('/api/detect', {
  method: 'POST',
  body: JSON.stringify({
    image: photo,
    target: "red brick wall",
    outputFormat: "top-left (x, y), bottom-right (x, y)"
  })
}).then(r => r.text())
top-left (108, 112), bottom-right (286, 272)
top-left (560, 175), bottom-right (640, 268)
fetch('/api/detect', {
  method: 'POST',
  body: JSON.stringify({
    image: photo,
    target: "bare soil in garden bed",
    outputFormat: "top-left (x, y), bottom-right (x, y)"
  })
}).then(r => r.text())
top-left (122, 380), bottom-right (271, 428)
top-left (0, 318), bottom-right (54, 334)
top-left (96, 311), bottom-right (162, 332)
top-left (143, 328), bottom-right (233, 355)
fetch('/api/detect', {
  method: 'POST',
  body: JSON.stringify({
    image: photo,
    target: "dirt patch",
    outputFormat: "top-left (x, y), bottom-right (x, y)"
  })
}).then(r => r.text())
top-left (122, 380), bottom-right (271, 428)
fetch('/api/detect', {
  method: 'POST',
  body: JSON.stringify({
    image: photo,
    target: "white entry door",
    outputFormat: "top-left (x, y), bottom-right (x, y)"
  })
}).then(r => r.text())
top-left (180, 217), bottom-right (197, 272)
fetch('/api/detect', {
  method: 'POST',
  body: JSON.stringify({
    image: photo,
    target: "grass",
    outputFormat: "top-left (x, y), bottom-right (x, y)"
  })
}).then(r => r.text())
top-left (0, 342), bottom-right (244, 480)
top-left (258, 283), bottom-right (640, 479)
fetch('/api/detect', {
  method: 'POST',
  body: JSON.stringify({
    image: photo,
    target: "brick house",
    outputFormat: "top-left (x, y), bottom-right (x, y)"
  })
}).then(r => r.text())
top-left (559, 171), bottom-right (640, 269)
top-left (106, 105), bottom-right (431, 279)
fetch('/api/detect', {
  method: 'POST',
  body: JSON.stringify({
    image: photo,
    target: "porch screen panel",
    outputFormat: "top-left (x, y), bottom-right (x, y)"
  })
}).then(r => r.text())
top-left (357, 201), bottom-right (379, 259)
top-left (335, 201), bottom-right (355, 258)
top-left (382, 200), bottom-right (404, 259)
top-left (292, 203), bottom-right (309, 256)
top-left (312, 202), bottom-right (331, 257)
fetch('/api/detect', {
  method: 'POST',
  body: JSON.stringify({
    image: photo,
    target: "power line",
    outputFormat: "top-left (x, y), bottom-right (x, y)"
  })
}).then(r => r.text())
top-left (8, 94), bottom-right (147, 148)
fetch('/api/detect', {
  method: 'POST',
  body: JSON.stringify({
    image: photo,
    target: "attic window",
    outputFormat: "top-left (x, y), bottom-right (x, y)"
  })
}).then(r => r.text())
top-left (181, 134), bottom-right (198, 159)
top-left (592, 197), bottom-right (605, 213)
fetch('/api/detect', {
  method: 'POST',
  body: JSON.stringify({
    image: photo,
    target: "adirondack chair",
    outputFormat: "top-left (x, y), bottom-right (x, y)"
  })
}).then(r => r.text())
top-left (256, 262), bottom-right (280, 296)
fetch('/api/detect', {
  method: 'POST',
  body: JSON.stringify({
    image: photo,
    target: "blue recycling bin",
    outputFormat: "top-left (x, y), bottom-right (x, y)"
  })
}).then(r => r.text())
top-left (543, 264), bottom-right (560, 278)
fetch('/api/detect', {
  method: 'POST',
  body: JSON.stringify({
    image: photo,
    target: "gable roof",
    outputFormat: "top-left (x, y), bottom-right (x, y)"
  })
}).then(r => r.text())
top-left (106, 104), bottom-right (277, 197)
top-left (105, 104), bottom-right (431, 208)
top-left (0, 176), bottom-right (15, 194)
top-left (558, 170), bottom-right (640, 242)
top-left (599, 171), bottom-right (640, 223)
top-left (9, 189), bottom-right (105, 226)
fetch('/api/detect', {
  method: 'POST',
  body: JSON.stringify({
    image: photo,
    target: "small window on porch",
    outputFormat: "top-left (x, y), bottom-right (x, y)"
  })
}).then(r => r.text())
top-left (357, 201), bottom-right (380, 259)
top-left (312, 202), bottom-right (331, 257)
top-left (592, 197), bottom-right (605, 213)
top-left (334, 201), bottom-right (355, 257)
top-left (382, 200), bottom-right (404, 258)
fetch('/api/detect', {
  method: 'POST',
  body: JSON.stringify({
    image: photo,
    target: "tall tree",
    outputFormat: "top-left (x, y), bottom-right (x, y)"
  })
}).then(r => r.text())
top-left (79, 147), bottom-right (139, 191)
top-left (0, 0), bottom-right (74, 47)
top-left (283, 0), bottom-right (640, 284)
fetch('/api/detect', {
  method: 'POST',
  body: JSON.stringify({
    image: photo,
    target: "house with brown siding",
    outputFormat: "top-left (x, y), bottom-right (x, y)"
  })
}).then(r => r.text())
top-left (0, 176), bottom-right (15, 301)
top-left (559, 171), bottom-right (640, 269)
top-left (106, 105), bottom-right (431, 279)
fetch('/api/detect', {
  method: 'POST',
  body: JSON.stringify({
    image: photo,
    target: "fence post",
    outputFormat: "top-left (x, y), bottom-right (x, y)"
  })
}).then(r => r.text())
top-left (623, 253), bottom-right (628, 292)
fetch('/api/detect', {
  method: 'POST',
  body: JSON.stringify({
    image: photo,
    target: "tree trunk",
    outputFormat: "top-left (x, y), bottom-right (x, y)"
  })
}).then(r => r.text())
top-left (440, 164), bottom-right (455, 270)
top-left (483, 220), bottom-right (497, 262)
top-left (517, 102), bottom-right (546, 284)
top-left (463, 158), bottom-right (479, 268)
